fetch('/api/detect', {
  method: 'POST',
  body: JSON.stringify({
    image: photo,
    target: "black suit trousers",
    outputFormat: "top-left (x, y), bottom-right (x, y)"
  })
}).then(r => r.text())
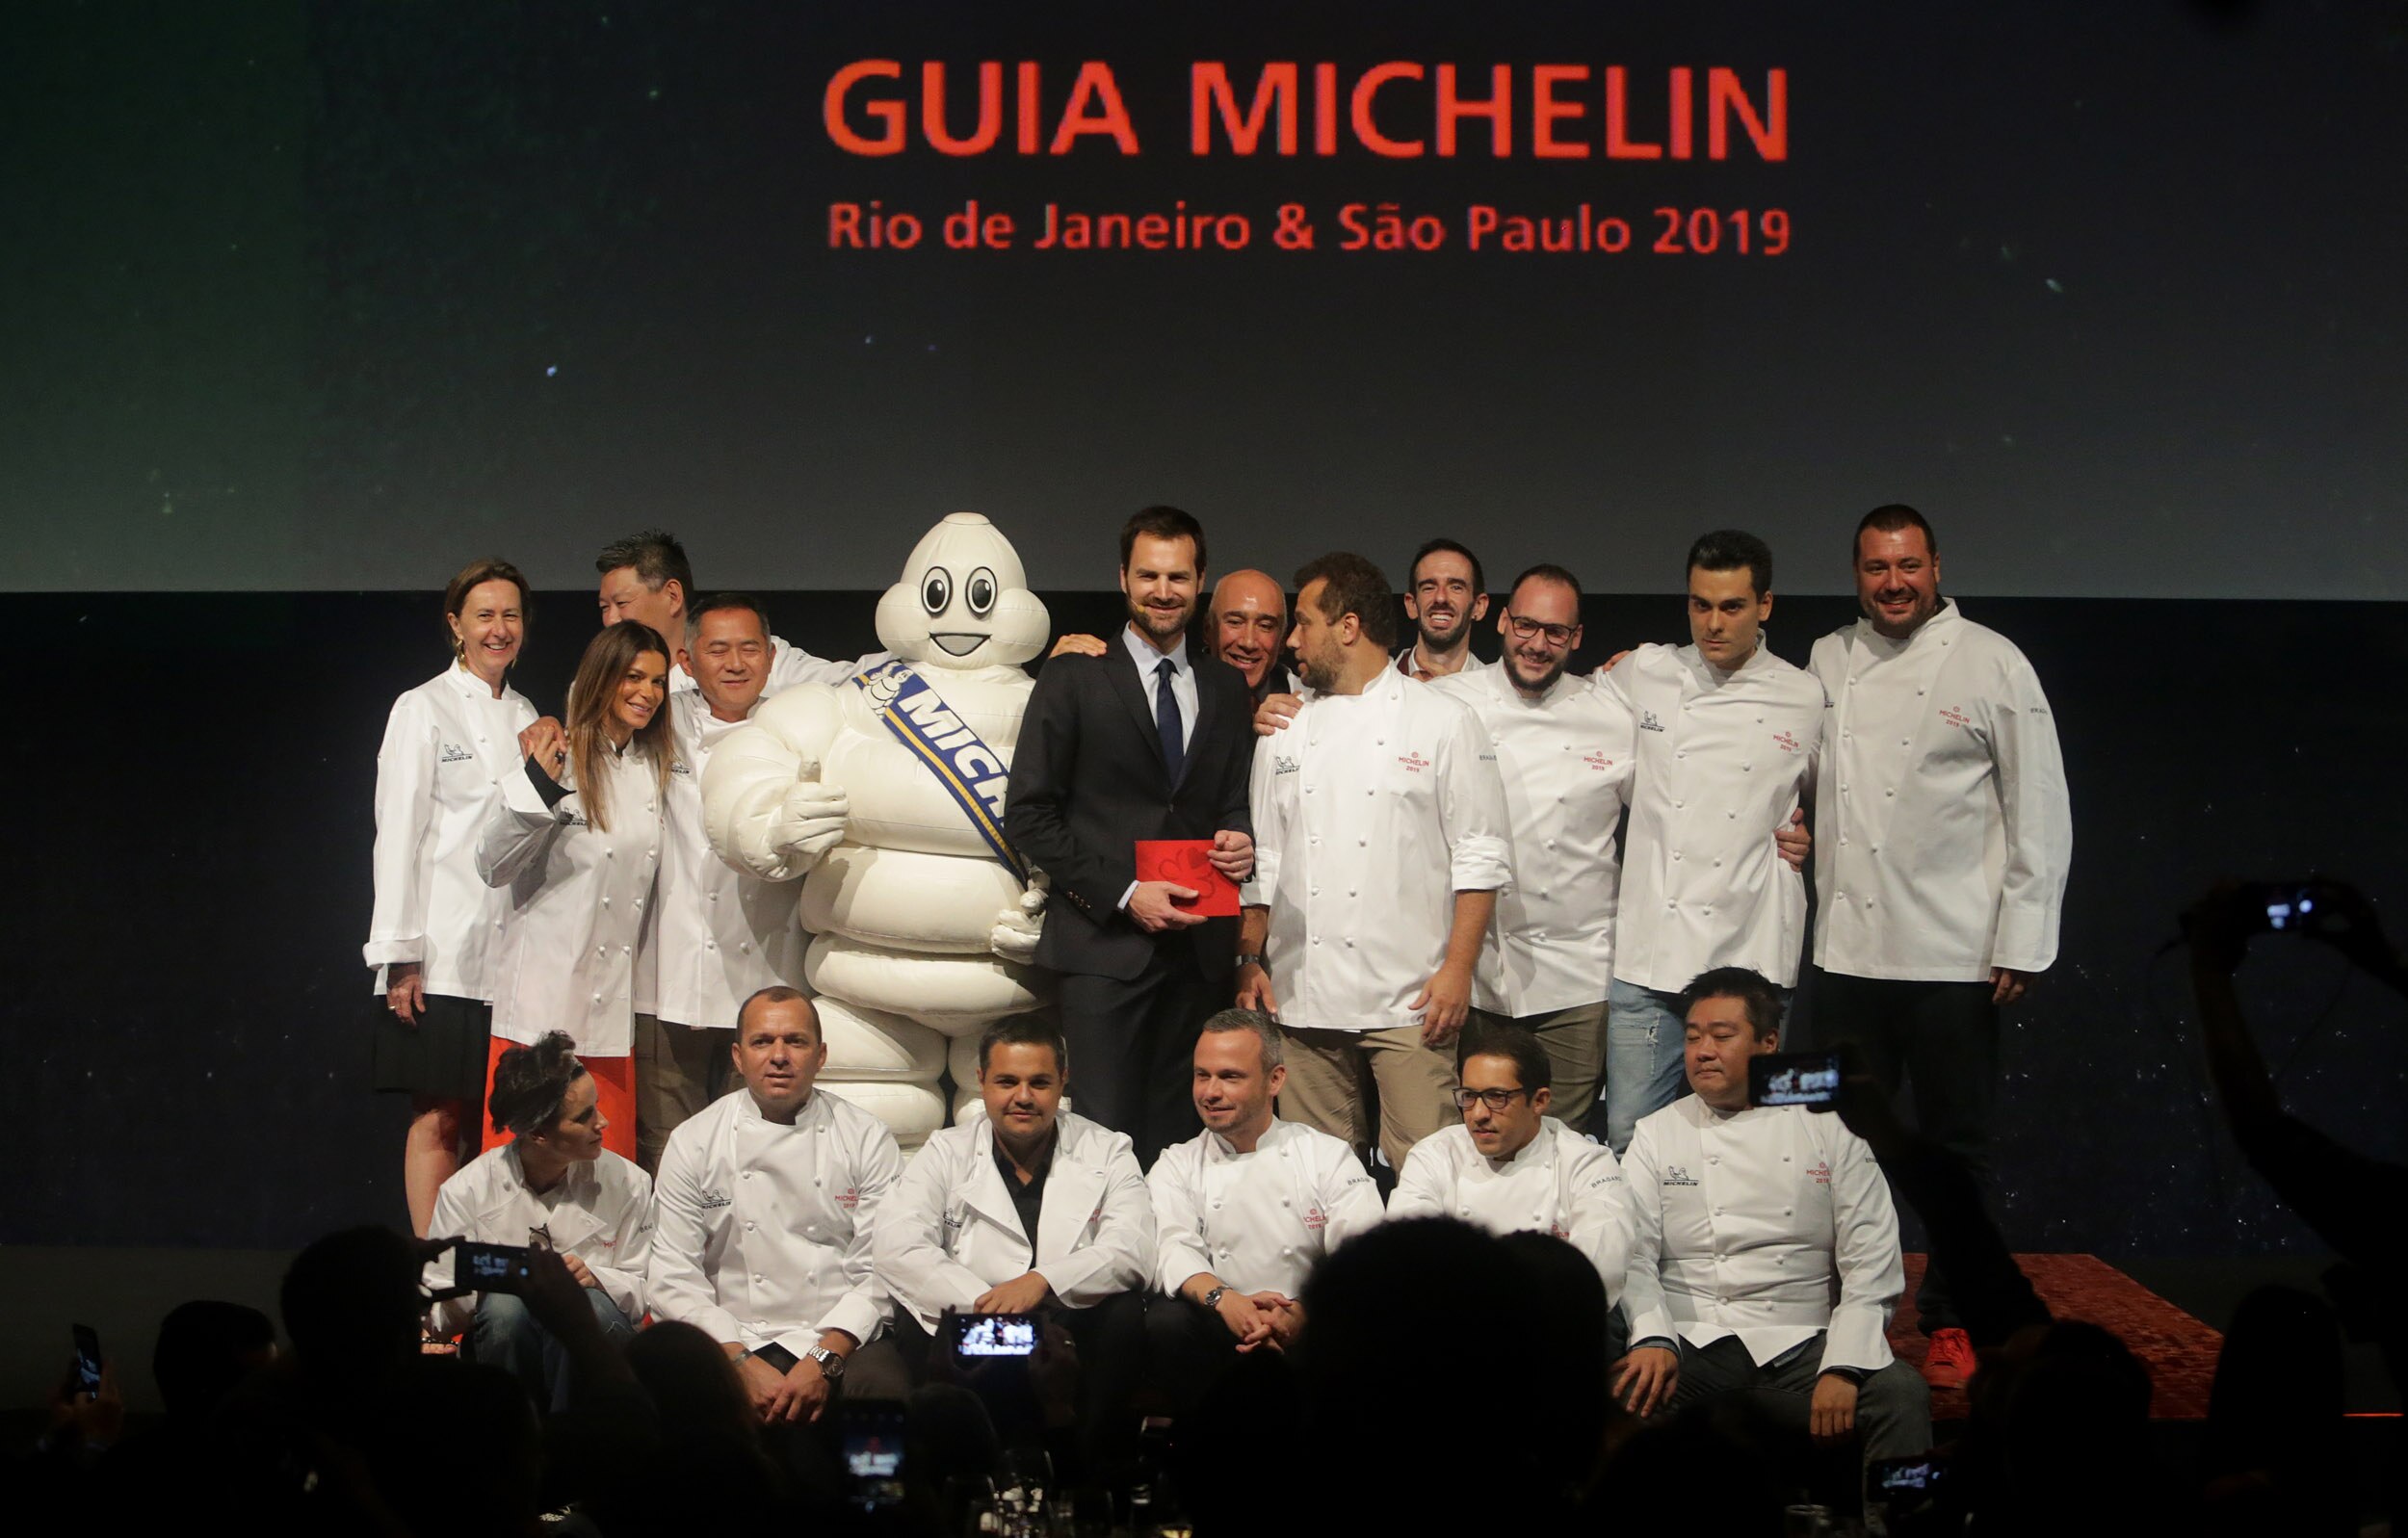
top-left (1059, 939), bottom-right (1219, 1169)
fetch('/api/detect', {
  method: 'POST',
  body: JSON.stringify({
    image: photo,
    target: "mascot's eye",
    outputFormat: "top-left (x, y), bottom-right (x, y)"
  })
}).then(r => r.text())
top-left (920, 567), bottom-right (953, 614)
top-left (966, 567), bottom-right (997, 618)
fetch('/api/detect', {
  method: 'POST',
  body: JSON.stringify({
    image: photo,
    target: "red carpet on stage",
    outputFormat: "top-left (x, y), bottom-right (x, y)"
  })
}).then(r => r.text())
top-left (1892, 1254), bottom-right (2224, 1421)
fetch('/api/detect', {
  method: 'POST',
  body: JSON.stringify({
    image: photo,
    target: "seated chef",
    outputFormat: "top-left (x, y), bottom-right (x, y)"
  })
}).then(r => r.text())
top-left (647, 986), bottom-right (909, 1426)
top-left (424, 1030), bottom-right (652, 1410)
top-left (874, 1016), bottom-right (1153, 1456)
top-left (1612, 966), bottom-right (1932, 1476)
top-left (1388, 1022), bottom-right (1630, 1311)
top-left (1144, 1008), bottom-right (1384, 1407)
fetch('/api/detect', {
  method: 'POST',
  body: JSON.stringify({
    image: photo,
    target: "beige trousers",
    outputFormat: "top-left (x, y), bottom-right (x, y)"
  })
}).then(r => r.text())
top-left (632, 1013), bottom-right (733, 1174)
top-left (1467, 998), bottom-right (1609, 1130)
top-left (1277, 1024), bottom-right (1460, 1172)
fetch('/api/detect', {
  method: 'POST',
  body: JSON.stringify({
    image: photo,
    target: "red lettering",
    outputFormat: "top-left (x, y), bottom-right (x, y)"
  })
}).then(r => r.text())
top-left (1709, 68), bottom-right (1786, 161)
top-left (1351, 62), bottom-right (1425, 158)
top-left (1016, 62), bottom-right (1040, 154)
top-left (1435, 64), bottom-right (1510, 157)
top-left (1668, 67), bottom-right (1694, 160)
top-left (921, 62), bottom-right (1002, 156)
top-left (1605, 66), bottom-right (1661, 160)
top-left (1531, 65), bottom-right (1589, 159)
top-left (824, 60), bottom-right (904, 156)
top-left (1050, 62), bottom-right (1140, 154)
top-left (1192, 63), bottom-right (1297, 155)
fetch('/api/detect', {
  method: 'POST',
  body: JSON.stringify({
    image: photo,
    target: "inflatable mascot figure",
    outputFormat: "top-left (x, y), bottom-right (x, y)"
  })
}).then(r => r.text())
top-left (701, 512), bottom-right (1051, 1147)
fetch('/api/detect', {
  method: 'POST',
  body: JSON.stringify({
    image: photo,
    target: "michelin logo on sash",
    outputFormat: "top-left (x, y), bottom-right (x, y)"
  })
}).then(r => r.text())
top-left (852, 660), bottom-right (1027, 882)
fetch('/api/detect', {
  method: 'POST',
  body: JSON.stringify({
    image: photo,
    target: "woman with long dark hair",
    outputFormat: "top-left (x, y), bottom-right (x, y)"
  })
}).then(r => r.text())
top-left (365, 560), bottom-right (538, 1236)
top-left (477, 619), bottom-right (672, 1160)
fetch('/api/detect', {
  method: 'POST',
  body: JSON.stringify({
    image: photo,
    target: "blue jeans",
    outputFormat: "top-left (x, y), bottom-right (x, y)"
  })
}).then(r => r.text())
top-left (1602, 979), bottom-right (1691, 1155)
top-left (470, 1286), bottom-right (634, 1411)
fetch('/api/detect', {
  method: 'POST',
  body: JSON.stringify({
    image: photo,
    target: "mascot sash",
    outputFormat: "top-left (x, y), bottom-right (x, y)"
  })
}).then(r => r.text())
top-left (851, 660), bottom-right (1028, 882)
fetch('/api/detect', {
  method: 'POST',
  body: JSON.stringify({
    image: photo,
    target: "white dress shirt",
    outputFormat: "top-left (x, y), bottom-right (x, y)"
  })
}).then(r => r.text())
top-left (647, 1086), bottom-right (903, 1354)
top-left (638, 692), bottom-right (808, 1029)
top-left (1388, 1118), bottom-right (1631, 1305)
top-left (477, 742), bottom-right (666, 1057)
top-left (1594, 642), bottom-right (1823, 992)
top-left (1243, 662), bottom-right (1513, 1030)
top-left (1429, 665), bottom-right (1634, 1016)
top-left (670, 634), bottom-right (888, 695)
top-left (1120, 625), bottom-right (1198, 752)
top-left (875, 1109), bottom-right (1154, 1333)
top-left (423, 1142), bottom-right (653, 1336)
top-left (365, 666), bottom-right (538, 998)
top-left (1621, 1096), bottom-right (1901, 1375)
top-left (1147, 1117), bottom-right (1384, 1298)
top-left (1810, 601), bottom-right (2073, 980)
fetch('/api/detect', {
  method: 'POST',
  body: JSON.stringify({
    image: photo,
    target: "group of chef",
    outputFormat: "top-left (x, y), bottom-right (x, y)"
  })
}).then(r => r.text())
top-left (364, 505), bottom-right (2071, 1426)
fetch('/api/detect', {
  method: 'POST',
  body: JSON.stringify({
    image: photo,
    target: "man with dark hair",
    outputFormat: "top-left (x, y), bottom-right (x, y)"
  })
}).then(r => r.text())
top-left (636, 592), bottom-right (814, 1169)
top-left (1007, 506), bottom-right (1259, 1165)
top-left (1612, 966), bottom-right (1930, 1479)
top-left (648, 988), bottom-right (910, 1421)
top-left (423, 1030), bottom-right (652, 1408)
top-left (1389, 1023), bottom-right (1630, 1307)
top-left (1426, 562), bottom-right (1632, 1130)
top-left (1145, 1009), bottom-right (1382, 1403)
top-left (1238, 553), bottom-right (1511, 1171)
top-left (1399, 536), bottom-right (1492, 680)
top-left (1590, 530), bottom-right (1821, 1154)
top-left (874, 1014), bottom-right (1151, 1455)
top-left (596, 528), bottom-right (880, 695)
top-left (1808, 504), bottom-right (2071, 1386)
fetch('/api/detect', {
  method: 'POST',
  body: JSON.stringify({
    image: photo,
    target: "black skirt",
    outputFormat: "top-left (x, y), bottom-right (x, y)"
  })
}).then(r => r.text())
top-left (371, 991), bottom-right (493, 1104)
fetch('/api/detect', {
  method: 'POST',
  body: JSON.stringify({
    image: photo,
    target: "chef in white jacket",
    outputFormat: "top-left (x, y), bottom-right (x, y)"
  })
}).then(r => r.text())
top-left (876, 1017), bottom-right (1152, 1448)
top-left (1388, 1023), bottom-right (1629, 1309)
top-left (1144, 1009), bottom-right (1384, 1407)
top-left (1237, 553), bottom-right (1513, 1173)
top-left (476, 621), bottom-right (672, 1161)
top-left (1591, 531), bottom-right (1824, 1155)
top-left (1806, 506), bottom-right (2072, 1378)
top-left (1428, 563), bottom-right (1634, 1131)
top-left (634, 594), bottom-right (809, 1170)
top-left (648, 987), bottom-right (910, 1423)
top-left (423, 1032), bottom-right (651, 1410)
top-left (594, 528), bottom-right (880, 694)
top-left (365, 559), bottom-right (539, 1236)
top-left (1612, 967), bottom-right (1930, 1473)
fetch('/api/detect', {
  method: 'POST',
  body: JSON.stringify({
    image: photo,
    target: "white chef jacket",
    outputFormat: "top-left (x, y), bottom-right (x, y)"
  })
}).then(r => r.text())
top-left (647, 1085), bottom-right (903, 1353)
top-left (1395, 643), bottom-right (1496, 682)
top-left (422, 1142), bottom-right (653, 1337)
top-left (1621, 1096), bottom-right (1900, 1375)
top-left (1595, 643), bottom-right (1823, 993)
top-left (1810, 601), bottom-right (2072, 981)
top-left (638, 692), bottom-right (808, 1029)
top-left (1388, 1118), bottom-right (1631, 1305)
top-left (1147, 1117), bottom-right (1384, 1298)
top-left (669, 635), bottom-right (888, 695)
top-left (875, 1110), bottom-right (1154, 1334)
top-left (1242, 662), bottom-right (1513, 1030)
top-left (477, 743), bottom-right (666, 1057)
top-left (1429, 665), bottom-right (1634, 1016)
top-left (364, 666), bottom-right (538, 999)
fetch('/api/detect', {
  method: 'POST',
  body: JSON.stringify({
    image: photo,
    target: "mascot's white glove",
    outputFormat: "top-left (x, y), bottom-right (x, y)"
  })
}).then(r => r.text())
top-left (771, 774), bottom-right (851, 866)
top-left (989, 878), bottom-right (1046, 964)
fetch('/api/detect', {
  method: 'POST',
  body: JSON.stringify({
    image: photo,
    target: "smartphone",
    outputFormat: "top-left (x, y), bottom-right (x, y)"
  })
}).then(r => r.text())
top-left (1749, 1050), bottom-right (1843, 1109)
top-left (841, 1400), bottom-right (907, 1510)
top-left (2242, 881), bottom-right (2350, 937)
top-left (454, 1239), bottom-right (537, 1292)
top-left (1870, 1454), bottom-right (1948, 1502)
top-left (950, 1311), bottom-right (1038, 1361)
top-left (72, 1323), bottom-right (103, 1398)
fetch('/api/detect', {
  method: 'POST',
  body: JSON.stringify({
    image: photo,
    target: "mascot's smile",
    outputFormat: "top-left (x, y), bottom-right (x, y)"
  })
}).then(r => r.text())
top-left (929, 631), bottom-right (990, 656)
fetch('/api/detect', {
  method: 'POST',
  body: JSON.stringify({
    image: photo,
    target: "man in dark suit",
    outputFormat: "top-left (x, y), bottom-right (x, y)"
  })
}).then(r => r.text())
top-left (1007, 507), bottom-right (1258, 1165)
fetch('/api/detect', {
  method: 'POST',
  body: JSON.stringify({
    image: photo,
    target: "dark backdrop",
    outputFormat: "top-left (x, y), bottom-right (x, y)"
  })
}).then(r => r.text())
top-left (6, 587), bottom-right (2402, 1254)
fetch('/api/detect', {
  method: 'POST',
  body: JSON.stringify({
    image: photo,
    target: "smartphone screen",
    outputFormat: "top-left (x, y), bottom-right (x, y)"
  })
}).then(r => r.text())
top-left (951, 1312), bottom-right (1038, 1360)
top-left (1749, 1051), bottom-right (1843, 1108)
top-left (842, 1401), bottom-right (907, 1508)
top-left (72, 1323), bottom-right (103, 1397)
top-left (454, 1240), bottom-right (536, 1291)
top-left (1870, 1455), bottom-right (1946, 1495)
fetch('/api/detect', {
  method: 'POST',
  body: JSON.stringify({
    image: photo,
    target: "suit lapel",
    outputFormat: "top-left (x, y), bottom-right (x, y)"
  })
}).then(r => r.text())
top-left (1105, 639), bottom-right (1172, 788)
top-left (1177, 659), bottom-right (1223, 795)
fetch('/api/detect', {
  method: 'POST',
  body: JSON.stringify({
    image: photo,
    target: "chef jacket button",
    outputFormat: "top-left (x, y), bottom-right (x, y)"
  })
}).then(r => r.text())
top-left (1885, 789), bottom-right (1896, 797)
top-left (1676, 750), bottom-right (1687, 761)
top-left (1538, 890), bottom-right (1550, 899)
top-left (591, 993), bottom-right (602, 1004)
top-left (706, 941), bottom-right (717, 951)
top-left (1672, 852), bottom-right (1683, 862)
top-left (1211, 1199), bottom-right (1222, 1209)
top-left (1844, 731), bottom-right (1852, 741)
top-left (607, 849), bottom-right (615, 858)
top-left (1311, 886), bottom-right (1320, 897)
top-left (1305, 786), bottom-right (1314, 795)
top-left (1348, 889), bottom-right (1356, 898)
top-left (1313, 937), bottom-right (1322, 946)
top-left (1365, 789), bottom-right (1374, 797)
top-left (740, 942), bottom-right (751, 952)
top-left (753, 1274), bottom-right (764, 1284)
top-left (745, 1221), bottom-right (755, 1231)
top-left (1345, 938), bottom-right (1355, 948)
top-left (1727, 810), bottom-right (1737, 820)
top-left (1376, 738), bottom-right (1384, 745)
top-left (1899, 740), bottom-right (1909, 747)
top-left (1358, 839), bottom-right (1367, 847)
top-left (602, 898), bottom-right (611, 906)
top-left (1280, 1246), bottom-right (1293, 1257)
top-left (1741, 762), bottom-right (1752, 772)
top-left (1840, 837), bottom-right (1849, 847)
top-left (742, 1171), bottom-right (752, 1180)
top-left (814, 1177), bottom-right (823, 1186)
top-left (710, 894), bottom-right (720, 903)
top-left (1279, 1196), bottom-right (1290, 1206)
top-left (597, 946), bottom-right (608, 957)
top-left (621, 944), bottom-right (631, 954)
top-left (1785, 1208), bottom-right (1793, 1216)
top-left (1674, 801), bottom-right (1685, 810)
top-left (1544, 839), bottom-right (1556, 849)
top-left (1704, 905), bottom-right (1714, 916)
top-left (1713, 859), bottom-right (1722, 869)
top-left (1783, 1155), bottom-right (1791, 1161)
top-left (1709, 1156), bottom-right (1719, 1164)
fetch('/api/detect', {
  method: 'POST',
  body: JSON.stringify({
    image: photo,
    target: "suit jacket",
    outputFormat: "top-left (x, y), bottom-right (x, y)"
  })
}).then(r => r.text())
top-left (1006, 639), bottom-right (1256, 982)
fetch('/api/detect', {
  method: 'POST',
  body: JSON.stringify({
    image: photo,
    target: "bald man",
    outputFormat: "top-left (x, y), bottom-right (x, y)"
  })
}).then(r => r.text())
top-left (1207, 570), bottom-right (1296, 705)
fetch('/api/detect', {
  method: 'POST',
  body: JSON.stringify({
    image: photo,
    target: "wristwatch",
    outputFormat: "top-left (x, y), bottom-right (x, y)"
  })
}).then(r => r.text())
top-left (1233, 953), bottom-right (1265, 970)
top-left (803, 1344), bottom-right (847, 1380)
top-left (1199, 1284), bottom-right (1230, 1311)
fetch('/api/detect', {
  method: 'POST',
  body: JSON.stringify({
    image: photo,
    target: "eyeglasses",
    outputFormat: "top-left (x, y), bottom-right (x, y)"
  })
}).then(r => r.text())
top-left (1504, 613), bottom-right (1576, 646)
top-left (1453, 1086), bottom-right (1531, 1111)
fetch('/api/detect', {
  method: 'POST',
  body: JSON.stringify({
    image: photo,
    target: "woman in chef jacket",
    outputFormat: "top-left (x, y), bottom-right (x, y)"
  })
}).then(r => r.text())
top-left (477, 618), bottom-right (672, 1162)
top-left (366, 559), bottom-right (539, 1237)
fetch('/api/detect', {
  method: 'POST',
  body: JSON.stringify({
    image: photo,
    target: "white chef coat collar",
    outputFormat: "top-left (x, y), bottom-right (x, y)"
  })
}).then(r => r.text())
top-left (1482, 1117), bottom-right (1561, 1173)
top-left (1489, 659), bottom-right (1579, 710)
top-left (1205, 1116), bottom-right (1281, 1160)
top-left (1852, 596), bottom-right (1962, 654)
top-left (1121, 624), bottom-right (1191, 675)
top-left (443, 662), bottom-right (509, 701)
top-left (737, 1085), bottom-right (824, 1129)
top-left (501, 1139), bottom-right (592, 1200)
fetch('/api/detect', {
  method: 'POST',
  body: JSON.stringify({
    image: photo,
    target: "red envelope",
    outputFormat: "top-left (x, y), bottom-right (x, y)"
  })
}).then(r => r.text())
top-left (1136, 839), bottom-right (1241, 916)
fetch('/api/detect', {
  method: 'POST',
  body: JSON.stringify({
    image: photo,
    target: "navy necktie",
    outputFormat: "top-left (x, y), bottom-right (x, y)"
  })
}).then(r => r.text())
top-left (1154, 657), bottom-right (1185, 782)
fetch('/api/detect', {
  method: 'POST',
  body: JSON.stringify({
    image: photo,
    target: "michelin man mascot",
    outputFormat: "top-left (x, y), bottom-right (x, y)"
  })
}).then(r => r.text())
top-left (701, 513), bottom-right (1050, 1148)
